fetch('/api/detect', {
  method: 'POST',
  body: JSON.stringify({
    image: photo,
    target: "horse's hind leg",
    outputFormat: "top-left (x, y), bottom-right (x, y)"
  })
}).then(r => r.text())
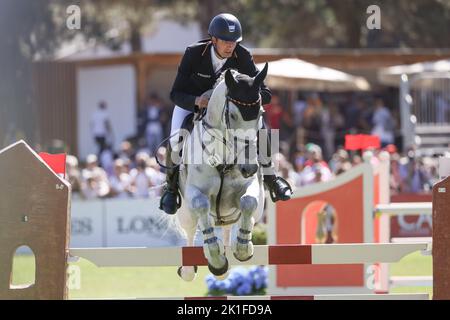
top-left (187, 187), bottom-right (228, 277)
top-left (233, 194), bottom-right (258, 262)
top-left (177, 208), bottom-right (198, 281)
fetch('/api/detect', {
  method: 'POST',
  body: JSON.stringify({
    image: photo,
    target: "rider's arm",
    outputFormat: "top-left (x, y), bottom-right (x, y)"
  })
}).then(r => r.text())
top-left (238, 48), bottom-right (272, 105)
top-left (170, 47), bottom-right (198, 111)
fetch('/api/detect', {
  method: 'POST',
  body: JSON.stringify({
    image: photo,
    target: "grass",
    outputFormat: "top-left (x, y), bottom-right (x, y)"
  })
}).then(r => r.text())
top-left (10, 250), bottom-right (432, 299)
top-left (389, 251), bottom-right (432, 297)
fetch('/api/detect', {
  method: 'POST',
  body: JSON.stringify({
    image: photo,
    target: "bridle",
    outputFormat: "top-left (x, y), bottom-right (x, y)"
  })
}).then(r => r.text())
top-left (199, 92), bottom-right (263, 171)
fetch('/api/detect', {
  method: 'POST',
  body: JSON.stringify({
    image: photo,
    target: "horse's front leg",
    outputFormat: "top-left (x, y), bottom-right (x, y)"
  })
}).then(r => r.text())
top-left (187, 186), bottom-right (228, 277)
top-left (177, 205), bottom-right (199, 282)
top-left (233, 179), bottom-right (259, 262)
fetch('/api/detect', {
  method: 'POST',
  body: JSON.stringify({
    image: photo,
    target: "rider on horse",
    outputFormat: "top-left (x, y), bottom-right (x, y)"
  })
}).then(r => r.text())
top-left (160, 13), bottom-right (292, 215)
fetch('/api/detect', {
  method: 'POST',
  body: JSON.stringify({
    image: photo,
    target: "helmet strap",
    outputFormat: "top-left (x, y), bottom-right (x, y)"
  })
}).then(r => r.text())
top-left (211, 39), bottom-right (226, 60)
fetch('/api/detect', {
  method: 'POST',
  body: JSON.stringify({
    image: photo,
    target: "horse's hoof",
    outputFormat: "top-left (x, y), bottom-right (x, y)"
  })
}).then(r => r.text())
top-left (177, 265), bottom-right (198, 281)
top-left (208, 258), bottom-right (229, 276)
top-left (233, 252), bottom-right (254, 262)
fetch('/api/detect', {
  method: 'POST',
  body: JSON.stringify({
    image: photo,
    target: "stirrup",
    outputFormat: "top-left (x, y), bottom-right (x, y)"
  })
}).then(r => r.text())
top-left (268, 177), bottom-right (293, 202)
top-left (159, 186), bottom-right (182, 212)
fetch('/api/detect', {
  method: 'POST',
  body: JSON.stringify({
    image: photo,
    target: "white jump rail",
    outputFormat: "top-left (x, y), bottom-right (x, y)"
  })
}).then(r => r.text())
top-left (390, 276), bottom-right (433, 287)
top-left (69, 243), bottom-right (429, 267)
top-left (76, 293), bottom-right (429, 300)
top-left (375, 202), bottom-right (432, 215)
top-left (149, 293), bottom-right (429, 300)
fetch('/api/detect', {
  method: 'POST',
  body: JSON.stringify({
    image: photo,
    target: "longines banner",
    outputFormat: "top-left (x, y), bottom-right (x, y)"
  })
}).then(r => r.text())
top-left (70, 198), bottom-right (186, 248)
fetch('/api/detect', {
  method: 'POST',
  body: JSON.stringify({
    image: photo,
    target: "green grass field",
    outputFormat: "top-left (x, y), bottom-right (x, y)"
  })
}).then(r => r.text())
top-left (10, 251), bottom-right (432, 299)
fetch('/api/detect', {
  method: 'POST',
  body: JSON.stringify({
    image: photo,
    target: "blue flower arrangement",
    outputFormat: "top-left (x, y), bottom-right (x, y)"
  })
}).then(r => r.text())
top-left (205, 265), bottom-right (268, 296)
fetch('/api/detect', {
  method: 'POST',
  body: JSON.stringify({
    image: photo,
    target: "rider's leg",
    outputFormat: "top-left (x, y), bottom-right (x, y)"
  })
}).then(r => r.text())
top-left (257, 120), bottom-right (293, 202)
top-left (159, 106), bottom-right (192, 215)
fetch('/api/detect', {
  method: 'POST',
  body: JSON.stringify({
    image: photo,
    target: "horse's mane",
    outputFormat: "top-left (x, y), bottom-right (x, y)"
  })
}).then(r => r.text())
top-left (213, 69), bottom-right (240, 90)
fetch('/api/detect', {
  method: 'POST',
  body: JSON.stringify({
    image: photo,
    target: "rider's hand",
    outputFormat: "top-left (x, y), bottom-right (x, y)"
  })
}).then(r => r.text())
top-left (195, 96), bottom-right (209, 109)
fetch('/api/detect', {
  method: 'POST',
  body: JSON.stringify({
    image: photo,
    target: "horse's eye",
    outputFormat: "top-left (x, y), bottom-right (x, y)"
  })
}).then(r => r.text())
top-left (230, 114), bottom-right (237, 121)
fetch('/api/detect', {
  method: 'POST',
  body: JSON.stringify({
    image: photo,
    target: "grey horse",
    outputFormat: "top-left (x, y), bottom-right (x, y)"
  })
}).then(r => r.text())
top-left (175, 64), bottom-right (269, 281)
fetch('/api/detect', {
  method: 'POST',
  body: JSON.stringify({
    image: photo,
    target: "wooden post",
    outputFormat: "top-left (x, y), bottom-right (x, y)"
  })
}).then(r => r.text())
top-left (0, 141), bottom-right (71, 299)
top-left (432, 175), bottom-right (450, 300)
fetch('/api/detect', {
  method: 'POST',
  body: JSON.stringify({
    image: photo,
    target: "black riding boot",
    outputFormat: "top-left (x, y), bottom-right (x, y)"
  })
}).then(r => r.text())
top-left (263, 173), bottom-right (293, 202)
top-left (258, 125), bottom-right (293, 202)
top-left (159, 144), bottom-right (182, 215)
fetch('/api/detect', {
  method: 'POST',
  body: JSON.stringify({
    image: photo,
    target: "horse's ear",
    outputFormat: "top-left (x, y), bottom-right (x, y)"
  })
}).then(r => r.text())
top-left (254, 62), bottom-right (268, 87)
top-left (225, 69), bottom-right (238, 91)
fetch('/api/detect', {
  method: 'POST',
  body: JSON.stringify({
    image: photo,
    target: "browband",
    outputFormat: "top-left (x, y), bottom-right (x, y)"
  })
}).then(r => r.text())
top-left (226, 95), bottom-right (261, 107)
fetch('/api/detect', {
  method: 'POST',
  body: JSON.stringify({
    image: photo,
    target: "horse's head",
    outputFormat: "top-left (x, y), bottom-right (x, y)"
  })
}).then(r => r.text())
top-left (222, 63), bottom-right (268, 178)
top-left (224, 63), bottom-right (268, 124)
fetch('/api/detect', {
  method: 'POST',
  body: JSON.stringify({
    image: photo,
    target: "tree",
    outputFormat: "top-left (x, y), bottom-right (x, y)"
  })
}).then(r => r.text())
top-left (179, 0), bottom-right (450, 49)
top-left (0, 0), bottom-right (61, 146)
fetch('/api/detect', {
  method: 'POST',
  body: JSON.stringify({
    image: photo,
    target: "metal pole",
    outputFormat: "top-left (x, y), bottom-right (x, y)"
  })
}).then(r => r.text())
top-left (399, 74), bottom-right (413, 152)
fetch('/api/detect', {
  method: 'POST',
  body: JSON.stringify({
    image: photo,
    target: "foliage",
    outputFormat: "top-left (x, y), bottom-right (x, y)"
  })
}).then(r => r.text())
top-left (252, 222), bottom-right (267, 245)
top-left (205, 266), bottom-right (268, 296)
top-left (177, 0), bottom-right (450, 48)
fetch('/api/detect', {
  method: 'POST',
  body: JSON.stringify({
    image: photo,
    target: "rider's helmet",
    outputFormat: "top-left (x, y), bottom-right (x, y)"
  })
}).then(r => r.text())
top-left (208, 13), bottom-right (242, 42)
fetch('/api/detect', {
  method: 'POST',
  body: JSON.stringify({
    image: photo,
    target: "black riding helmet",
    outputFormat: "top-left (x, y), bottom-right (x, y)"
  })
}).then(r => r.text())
top-left (208, 13), bottom-right (242, 42)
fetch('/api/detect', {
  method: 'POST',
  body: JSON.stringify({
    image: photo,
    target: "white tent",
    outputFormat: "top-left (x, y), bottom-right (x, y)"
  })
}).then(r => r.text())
top-left (256, 58), bottom-right (370, 92)
top-left (378, 59), bottom-right (450, 86)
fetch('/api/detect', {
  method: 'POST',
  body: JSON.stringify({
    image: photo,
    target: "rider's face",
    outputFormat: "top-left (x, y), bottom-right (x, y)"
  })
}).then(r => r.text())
top-left (212, 37), bottom-right (237, 58)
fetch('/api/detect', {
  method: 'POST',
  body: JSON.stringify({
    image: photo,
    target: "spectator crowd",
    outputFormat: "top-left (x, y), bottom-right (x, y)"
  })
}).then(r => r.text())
top-left (59, 91), bottom-right (443, 200)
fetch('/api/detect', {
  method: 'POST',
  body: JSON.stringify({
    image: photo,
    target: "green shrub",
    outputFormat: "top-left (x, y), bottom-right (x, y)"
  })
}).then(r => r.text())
top-left (251, 223), bottom-right (267, 245)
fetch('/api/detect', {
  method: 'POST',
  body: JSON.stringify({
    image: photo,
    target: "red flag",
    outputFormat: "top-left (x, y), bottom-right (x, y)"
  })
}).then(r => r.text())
top-left (345, 134), bottom-right (363, 150)
top-left (39, 152), bottom-right (66, 177)
top-left (362, 135), bottom-right (381, 150)
top-left (345, 134), bottom-right (381, 151)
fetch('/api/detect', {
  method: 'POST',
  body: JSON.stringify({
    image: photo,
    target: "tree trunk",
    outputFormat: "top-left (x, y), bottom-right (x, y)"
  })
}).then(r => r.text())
top-left (197, 0), bottom-right (221, 38)
top-left (327, 0), bottom-right (365, 48)
top-left (130, 27), bottom-right (142, 52)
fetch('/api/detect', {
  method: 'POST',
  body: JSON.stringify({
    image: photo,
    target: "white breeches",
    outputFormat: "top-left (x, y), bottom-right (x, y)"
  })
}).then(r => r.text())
top-left (170, 105), bottom-right (193, 148)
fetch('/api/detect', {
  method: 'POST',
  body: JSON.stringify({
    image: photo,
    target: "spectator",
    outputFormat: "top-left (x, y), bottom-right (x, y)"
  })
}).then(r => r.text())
top-left (280, 109), bottom-right (296, 149)
top-left (303, 93), bottom-right (323, 148)
top-left (109, 159), bottom-right (133, 198)
top-left (66, 155), bottom-right (82, 197)
top-left (298, 143), bottom-right (332, 186)
top-left (399, 156), bottom-right (430, 193)
top-left (328, 148), bottom-right (350, 174)
top-left (320, 101), bottom-right (344, 161)
top-left (147, 157), bottom-right (166, 197)
top-left (81, 154), bottom-right (110, 199)
top-left (264, 94), bottom-right (284, 130)
top-left (436, 94), bottom-right (450, 123)
top-left (371, 97), bottom-right (395, 147)
top-left (352, 154), bottom-right (363, 166)
top-left (129, 153), bottom-right (153, 198)
top-left (345, 97), bottom-right (371, 133)
top-left (143, 93), bottom-right (164, 156)
top-left (292, 93), bottom-right (307, 128)
top-left (279, 161), bottom-right (297, 193)
top-left (99, 144), bottom-right (115, 176)
top-left (90, 101), bottom-right (112, 158)
top-left (117, 140), bottom-right (135, 167)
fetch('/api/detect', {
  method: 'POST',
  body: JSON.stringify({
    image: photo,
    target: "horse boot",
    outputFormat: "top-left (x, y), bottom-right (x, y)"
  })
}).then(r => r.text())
top-left (258, 125), bottom-right (293, 202)
top-left (159, 143), bottom-right (182, 215)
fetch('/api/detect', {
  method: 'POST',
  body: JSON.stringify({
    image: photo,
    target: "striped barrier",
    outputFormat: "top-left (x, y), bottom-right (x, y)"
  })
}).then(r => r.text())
top-left (69, 243), bottom-right (429, 267)
top-left (0, 141), bottom-right (448, 300)
top-left (150, 293), bottom-right (429, 300)
top-left (77, 293), bottom-right (429, 300)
